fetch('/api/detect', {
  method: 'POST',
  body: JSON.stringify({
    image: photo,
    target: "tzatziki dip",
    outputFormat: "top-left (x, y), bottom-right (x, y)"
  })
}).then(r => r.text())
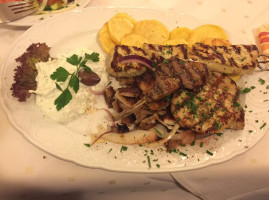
top-left (32, 48), bottom-right (109, 123)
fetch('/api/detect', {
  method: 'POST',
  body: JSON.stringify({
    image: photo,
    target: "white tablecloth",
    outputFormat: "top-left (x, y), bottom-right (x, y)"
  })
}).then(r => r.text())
top-left (1, 0), bottom-right (269, 199)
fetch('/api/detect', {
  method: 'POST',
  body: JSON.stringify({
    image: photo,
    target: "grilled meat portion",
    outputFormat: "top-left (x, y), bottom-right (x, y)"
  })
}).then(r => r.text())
top-left (109, 43), bottom-right (259, 78)
top-left (189, 43), bottom-right (259, 75)
top-left (108, 45), bottom-right (148, 77)
top-left (144, 43), bottom-right (259, 75)
top-left (171, 72), bottom-right (244, 134)
top-left (112, 57), bottom-right (210, 121)
top-left (146, 57), bottom-right (209, 102)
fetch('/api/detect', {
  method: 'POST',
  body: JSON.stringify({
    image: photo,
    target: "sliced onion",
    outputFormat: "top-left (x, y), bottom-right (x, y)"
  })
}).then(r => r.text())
top-left (144, 124), bottom-right (180, 148)
top-left (119, 55), bottom-right (155, 71)
top-left (89, 87), bottom-right (104, 95)
top-left (91, 130), bottom-right (112, 146)
top-left (97, 128), bottom-right (158, 145)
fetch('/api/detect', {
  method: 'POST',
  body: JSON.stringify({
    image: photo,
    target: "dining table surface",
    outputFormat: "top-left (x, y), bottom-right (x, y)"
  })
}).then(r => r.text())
top-left (1, 0), bottom-right (269, 199)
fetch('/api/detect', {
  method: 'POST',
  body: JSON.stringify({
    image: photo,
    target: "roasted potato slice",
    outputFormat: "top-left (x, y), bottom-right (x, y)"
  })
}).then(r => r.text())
top-left (188, 24), bottom-right (229, 45)
top-left (169, 27), bottom-right (191, 40)
top-left (121, 33), bottom-right (148, 48)
top-left (108, 16), bottom-right (134, 44)
top-left (99, 23), bottom-right (116, 54)
top-left (133, 20), bottom-right (169, 44)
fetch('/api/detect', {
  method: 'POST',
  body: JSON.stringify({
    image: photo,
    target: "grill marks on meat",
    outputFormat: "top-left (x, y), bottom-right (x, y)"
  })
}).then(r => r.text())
top-left (112, 57), bottom-right (209, 121)
top-left (171, 72), bottom-right (244, 134)
top-left (108, 45), bottom-right (148, 77)
top-left (109, 43), bottom-right (259, 78)
top-left (146, 57), bottom-right (209, 102)
top-left (189, 43), bottom-right (259, 75)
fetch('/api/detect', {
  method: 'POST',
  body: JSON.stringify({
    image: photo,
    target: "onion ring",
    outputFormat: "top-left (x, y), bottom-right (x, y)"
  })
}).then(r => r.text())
top-left (143, 123), bottom-right (180, 148)
top-left (119, 55), bottom-right (155, 71)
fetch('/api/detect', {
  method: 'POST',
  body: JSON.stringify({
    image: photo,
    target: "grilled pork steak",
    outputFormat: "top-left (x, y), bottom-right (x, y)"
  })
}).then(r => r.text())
top-left (171, 72), bottom-right (244, 134)
top-left (146, 57), bottom-right (209, 102)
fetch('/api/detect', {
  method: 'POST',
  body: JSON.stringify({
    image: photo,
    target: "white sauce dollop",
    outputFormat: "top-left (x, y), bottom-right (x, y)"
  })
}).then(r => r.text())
top-left (33, 48), bottom-right (109, 123)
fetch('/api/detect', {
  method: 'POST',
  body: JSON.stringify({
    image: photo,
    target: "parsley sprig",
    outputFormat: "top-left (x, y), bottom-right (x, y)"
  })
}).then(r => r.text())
top-left (50, 52), bottom-right (99, 111)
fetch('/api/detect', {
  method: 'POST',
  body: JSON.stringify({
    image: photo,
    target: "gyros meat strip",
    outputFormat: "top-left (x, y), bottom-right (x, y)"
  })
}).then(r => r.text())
top-left (108, 43), bottom-right (259, 77)
top-left (171, 72), bottom-right (244, 134)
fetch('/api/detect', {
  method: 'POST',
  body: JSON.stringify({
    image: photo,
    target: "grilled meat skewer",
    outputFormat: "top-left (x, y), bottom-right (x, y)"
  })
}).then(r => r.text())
top-left (108, 43), bottom-right (259, 78)
top-left (113, 57), bottom-right (209, 120)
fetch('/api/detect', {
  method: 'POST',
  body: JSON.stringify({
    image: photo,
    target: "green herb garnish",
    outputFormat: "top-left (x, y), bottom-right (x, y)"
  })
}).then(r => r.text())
top-left (154, 128), bottom-right (163, 136)
top-left (206, 150), bottom-right (213, 156)
top-left (120, 146), bottom-right (128, 152)
top-left (260, 123), bottom-right (267, 129)
top-left (179, 152), bottom-right (187, 157)
top-left (240, 87), bottom-right (252, 94)
top-left (84, 143), bottom-right (91, 147)
top-left (258, 78), bottom-right (265, 85)
top-left (163, 59), bottom-right (169, 64)
top-left (147, 156), bottom-right (151, 169)
top-left (51, 53), bottom-right (99, 111)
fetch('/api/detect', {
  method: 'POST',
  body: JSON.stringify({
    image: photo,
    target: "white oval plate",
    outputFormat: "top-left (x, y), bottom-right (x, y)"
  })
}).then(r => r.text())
top-left (1, 7), bottom-right (269, 172)
top-left (2, 0), bottom-right (91, 27)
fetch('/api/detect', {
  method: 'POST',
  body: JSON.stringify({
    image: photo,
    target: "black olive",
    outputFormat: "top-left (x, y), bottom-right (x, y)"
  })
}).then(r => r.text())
top-left (78, 70), bottom-right (101, 86)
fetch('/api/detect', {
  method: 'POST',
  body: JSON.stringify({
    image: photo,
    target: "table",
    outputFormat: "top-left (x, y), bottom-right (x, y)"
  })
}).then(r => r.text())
top-left (1, 1), bottom-right (269, 199)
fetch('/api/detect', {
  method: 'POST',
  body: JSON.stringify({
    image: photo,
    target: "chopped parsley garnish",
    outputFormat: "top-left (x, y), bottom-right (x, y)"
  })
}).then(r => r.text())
top-left (206, 150), bottom-right (213, 156)
top-left (214, 121), bottom-right (222, 130)
top-left (266, 85), bottom-right (269, 89)
top-left (191, 140), bottom-right (196, 146)
top-left (165, 95), bottom-right (172, 102)
top-left (120, 146), bottom-right (128, 152)
top-left (166, 49), bottom-right (173, 54)
top-left (248, 130), bottom-right (253, 133)
top-left (233, 101), bottom-right (241, 108)
top-left (84, 143), bottom-right (91, 147)
top-left (179, 152), bottom-right (187, 156)
top-left (156, 164), bottom-right (160, 168)
top-left (51, 53), bottom-right (99, 111)
top-left (163, 59), bottom-right (169, 64)
top-left (260, 123), bottom-right (267, 129)
top-left (258, 78), bottom-right (265, 85)
top-left (241, 57), bottom-right (247, 61)
top-left (154, 128), bottom-right (163, 136)
top-left (240, 87), bottom-right (252, 94)
top-left (200, 142), bottom-right (203, 147)
top-left (152, 62), bottom-right (157, 68)
top-left (147, 156), bottom-right (151, 169)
